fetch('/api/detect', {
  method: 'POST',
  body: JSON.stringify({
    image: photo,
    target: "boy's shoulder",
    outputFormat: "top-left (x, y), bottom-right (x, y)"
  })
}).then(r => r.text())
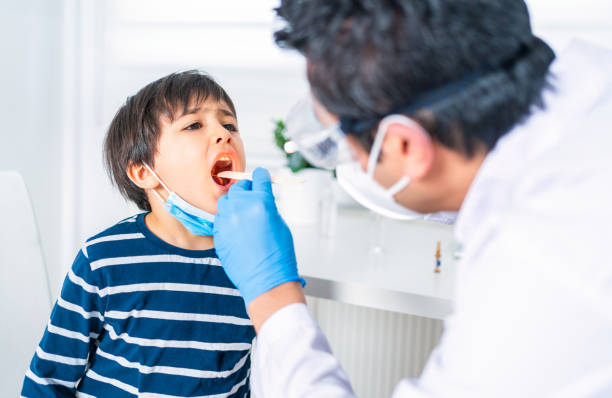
top-left (81, 213), bottom-right (147, 262)
top-left (86, 213), bottom-right (143, 241)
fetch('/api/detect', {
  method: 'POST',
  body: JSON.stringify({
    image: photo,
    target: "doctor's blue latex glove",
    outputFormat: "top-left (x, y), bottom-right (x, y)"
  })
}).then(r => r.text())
top-left (213, 167), bottom-right (305, 306)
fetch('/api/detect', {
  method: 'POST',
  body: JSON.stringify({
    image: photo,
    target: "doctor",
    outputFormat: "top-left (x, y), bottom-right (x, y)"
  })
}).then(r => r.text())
top-left (213, 0), bottom-right (612, 396)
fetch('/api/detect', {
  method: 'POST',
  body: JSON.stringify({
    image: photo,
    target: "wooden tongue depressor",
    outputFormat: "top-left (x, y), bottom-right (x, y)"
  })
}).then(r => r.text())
top-left (216, 171), bottom-right (304, 184)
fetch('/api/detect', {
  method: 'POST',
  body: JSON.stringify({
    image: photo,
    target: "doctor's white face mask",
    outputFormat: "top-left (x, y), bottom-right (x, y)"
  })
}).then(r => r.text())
top-left (335, 115), bottom-right (422, 221)
top-left (337, 117), bottom-right (457, 224)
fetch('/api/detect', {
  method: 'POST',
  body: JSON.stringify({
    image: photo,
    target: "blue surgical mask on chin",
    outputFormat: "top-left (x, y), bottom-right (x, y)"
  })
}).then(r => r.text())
top-left (144, 163), bottom-right (215, 236)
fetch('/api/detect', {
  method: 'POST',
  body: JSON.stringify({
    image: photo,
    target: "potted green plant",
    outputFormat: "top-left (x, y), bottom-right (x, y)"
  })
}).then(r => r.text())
top-left (273, 119), bottom-right (316, 173)
top-left (272, 119), bottom-right (337, 228)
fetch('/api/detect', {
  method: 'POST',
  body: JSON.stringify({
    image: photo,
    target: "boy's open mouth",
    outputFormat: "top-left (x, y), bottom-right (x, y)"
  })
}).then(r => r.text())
top-left (211, 154), bottom-right (234, 187)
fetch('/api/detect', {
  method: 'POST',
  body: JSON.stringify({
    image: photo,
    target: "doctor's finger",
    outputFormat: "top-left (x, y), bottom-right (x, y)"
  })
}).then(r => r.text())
top-left (252, 167), bottom-right (272, 194)
top-left (228, 179), bottom-right (252, 196)
top-left (215, 194), bottom-right (230, 215)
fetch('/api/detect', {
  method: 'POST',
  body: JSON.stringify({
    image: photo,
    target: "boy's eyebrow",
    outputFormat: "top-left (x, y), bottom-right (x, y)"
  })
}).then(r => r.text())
top-left (217, 108), bottom-right (236, 118)
top-left (175, 106), bottom-right (236, 121)
top-left (179, 107), bottom-right (201, 118)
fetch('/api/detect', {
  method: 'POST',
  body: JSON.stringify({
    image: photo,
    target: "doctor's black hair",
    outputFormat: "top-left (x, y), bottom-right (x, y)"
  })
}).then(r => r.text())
top-left (103, 70), bottom-right (236, 211)
top-left (274, 0), bottom-right (555, 156)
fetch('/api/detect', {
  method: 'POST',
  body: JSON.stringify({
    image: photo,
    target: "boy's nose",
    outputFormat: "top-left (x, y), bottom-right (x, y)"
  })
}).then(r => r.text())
top-left (211, 125), bottom-right (232, 146)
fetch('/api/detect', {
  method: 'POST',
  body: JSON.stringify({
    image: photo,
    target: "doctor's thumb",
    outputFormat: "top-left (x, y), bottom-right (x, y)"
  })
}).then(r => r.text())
top-left (251, 167), bottom-right (272, 194)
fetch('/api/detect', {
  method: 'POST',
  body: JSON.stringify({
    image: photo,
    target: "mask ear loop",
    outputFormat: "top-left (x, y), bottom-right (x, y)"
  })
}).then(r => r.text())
top-left (143, 163), bottom-right (171, 204)
top-left (367, 115), bottom-right (415, 197)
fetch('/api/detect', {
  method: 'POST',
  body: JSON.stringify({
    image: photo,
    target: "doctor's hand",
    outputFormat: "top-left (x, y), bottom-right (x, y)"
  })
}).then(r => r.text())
top-left (213, 167), bottom-right (306, 327)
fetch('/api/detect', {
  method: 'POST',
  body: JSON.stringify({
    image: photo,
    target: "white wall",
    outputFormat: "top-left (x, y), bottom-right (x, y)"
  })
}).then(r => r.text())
top-left (0, 1), bottom-right (64, 297)
top-left (528, 0), bottom-right (612, 51)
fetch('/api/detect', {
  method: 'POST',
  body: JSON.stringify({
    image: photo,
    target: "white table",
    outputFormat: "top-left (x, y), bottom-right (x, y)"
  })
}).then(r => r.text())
top-left (290, 207), bottom-right (459, 320)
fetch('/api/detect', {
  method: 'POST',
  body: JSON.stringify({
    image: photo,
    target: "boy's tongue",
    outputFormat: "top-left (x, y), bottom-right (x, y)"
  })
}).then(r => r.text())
top-left (212, 158), bottom-right (233, 186)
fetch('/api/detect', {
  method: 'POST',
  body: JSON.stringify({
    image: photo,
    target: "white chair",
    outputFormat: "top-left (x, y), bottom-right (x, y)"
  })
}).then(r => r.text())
top-left (0, 171), bottom-right (52, 397)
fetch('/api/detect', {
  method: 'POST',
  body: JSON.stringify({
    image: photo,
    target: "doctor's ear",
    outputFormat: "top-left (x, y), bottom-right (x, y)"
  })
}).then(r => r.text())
top-left (126, 162), bottom-right (159, 190)
top-left (382, 121), bottom-right (434, 180)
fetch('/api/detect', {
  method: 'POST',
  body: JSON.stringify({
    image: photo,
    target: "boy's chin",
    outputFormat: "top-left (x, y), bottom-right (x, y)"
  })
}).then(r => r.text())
top-left (211, 181), bottom-right (234, 195)
top-left (199, 203), bottom-right (218, 215)
top-left (189, 192), bottom-right (219, 214)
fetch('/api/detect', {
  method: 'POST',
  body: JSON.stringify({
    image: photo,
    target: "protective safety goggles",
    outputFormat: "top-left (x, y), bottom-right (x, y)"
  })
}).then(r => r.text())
top-left (283, 96), bottom-right (355, 170)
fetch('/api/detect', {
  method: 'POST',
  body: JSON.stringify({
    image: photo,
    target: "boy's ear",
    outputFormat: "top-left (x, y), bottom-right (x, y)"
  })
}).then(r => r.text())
top-left (126, 163), bottom-right (159, 190)
top-left (382, 122), bottom-right (434, 180)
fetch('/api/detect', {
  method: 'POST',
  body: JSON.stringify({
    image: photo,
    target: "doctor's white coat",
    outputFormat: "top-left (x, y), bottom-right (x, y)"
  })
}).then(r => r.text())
top-left (252, 40), bottom-right (612, 398)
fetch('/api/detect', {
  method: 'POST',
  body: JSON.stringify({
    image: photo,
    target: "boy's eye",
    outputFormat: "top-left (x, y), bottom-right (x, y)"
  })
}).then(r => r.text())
top-left (224, 124), bottom-right (238, 132)
top-left (185, 122), bottom-right (202, 131)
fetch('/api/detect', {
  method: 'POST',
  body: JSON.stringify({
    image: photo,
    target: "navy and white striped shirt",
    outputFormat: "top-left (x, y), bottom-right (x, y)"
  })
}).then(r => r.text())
top-left (21, 213), bottom-right (255, 397)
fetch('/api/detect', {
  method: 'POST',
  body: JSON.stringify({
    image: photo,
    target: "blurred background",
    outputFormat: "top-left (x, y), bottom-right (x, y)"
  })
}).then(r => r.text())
top-left (1, 1), bottom-right (611, 396)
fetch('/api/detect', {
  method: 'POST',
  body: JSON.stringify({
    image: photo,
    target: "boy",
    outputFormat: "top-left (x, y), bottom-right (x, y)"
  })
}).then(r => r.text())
top-left (21, 71), bottom-right (255, 397)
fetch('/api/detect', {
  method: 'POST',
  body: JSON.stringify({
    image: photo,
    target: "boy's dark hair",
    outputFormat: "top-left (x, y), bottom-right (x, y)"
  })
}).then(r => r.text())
top-left (104, 70), bottom-right (236, 211)
top-left (274, 0), bottom-right (555, 156)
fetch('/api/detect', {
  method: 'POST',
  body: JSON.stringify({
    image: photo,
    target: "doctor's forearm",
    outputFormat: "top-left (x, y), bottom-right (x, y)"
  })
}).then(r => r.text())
top-left (247, 281), bottom-right (306, 332)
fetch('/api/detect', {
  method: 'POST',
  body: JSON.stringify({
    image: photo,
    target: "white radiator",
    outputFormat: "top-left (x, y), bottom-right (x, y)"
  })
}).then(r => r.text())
top-left (307, 296), bottom-right (443, 398)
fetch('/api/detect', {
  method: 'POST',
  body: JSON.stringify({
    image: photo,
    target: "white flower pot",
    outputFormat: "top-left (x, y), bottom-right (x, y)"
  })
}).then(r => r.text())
top-left (275, 168), bottom-right (335, 227)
